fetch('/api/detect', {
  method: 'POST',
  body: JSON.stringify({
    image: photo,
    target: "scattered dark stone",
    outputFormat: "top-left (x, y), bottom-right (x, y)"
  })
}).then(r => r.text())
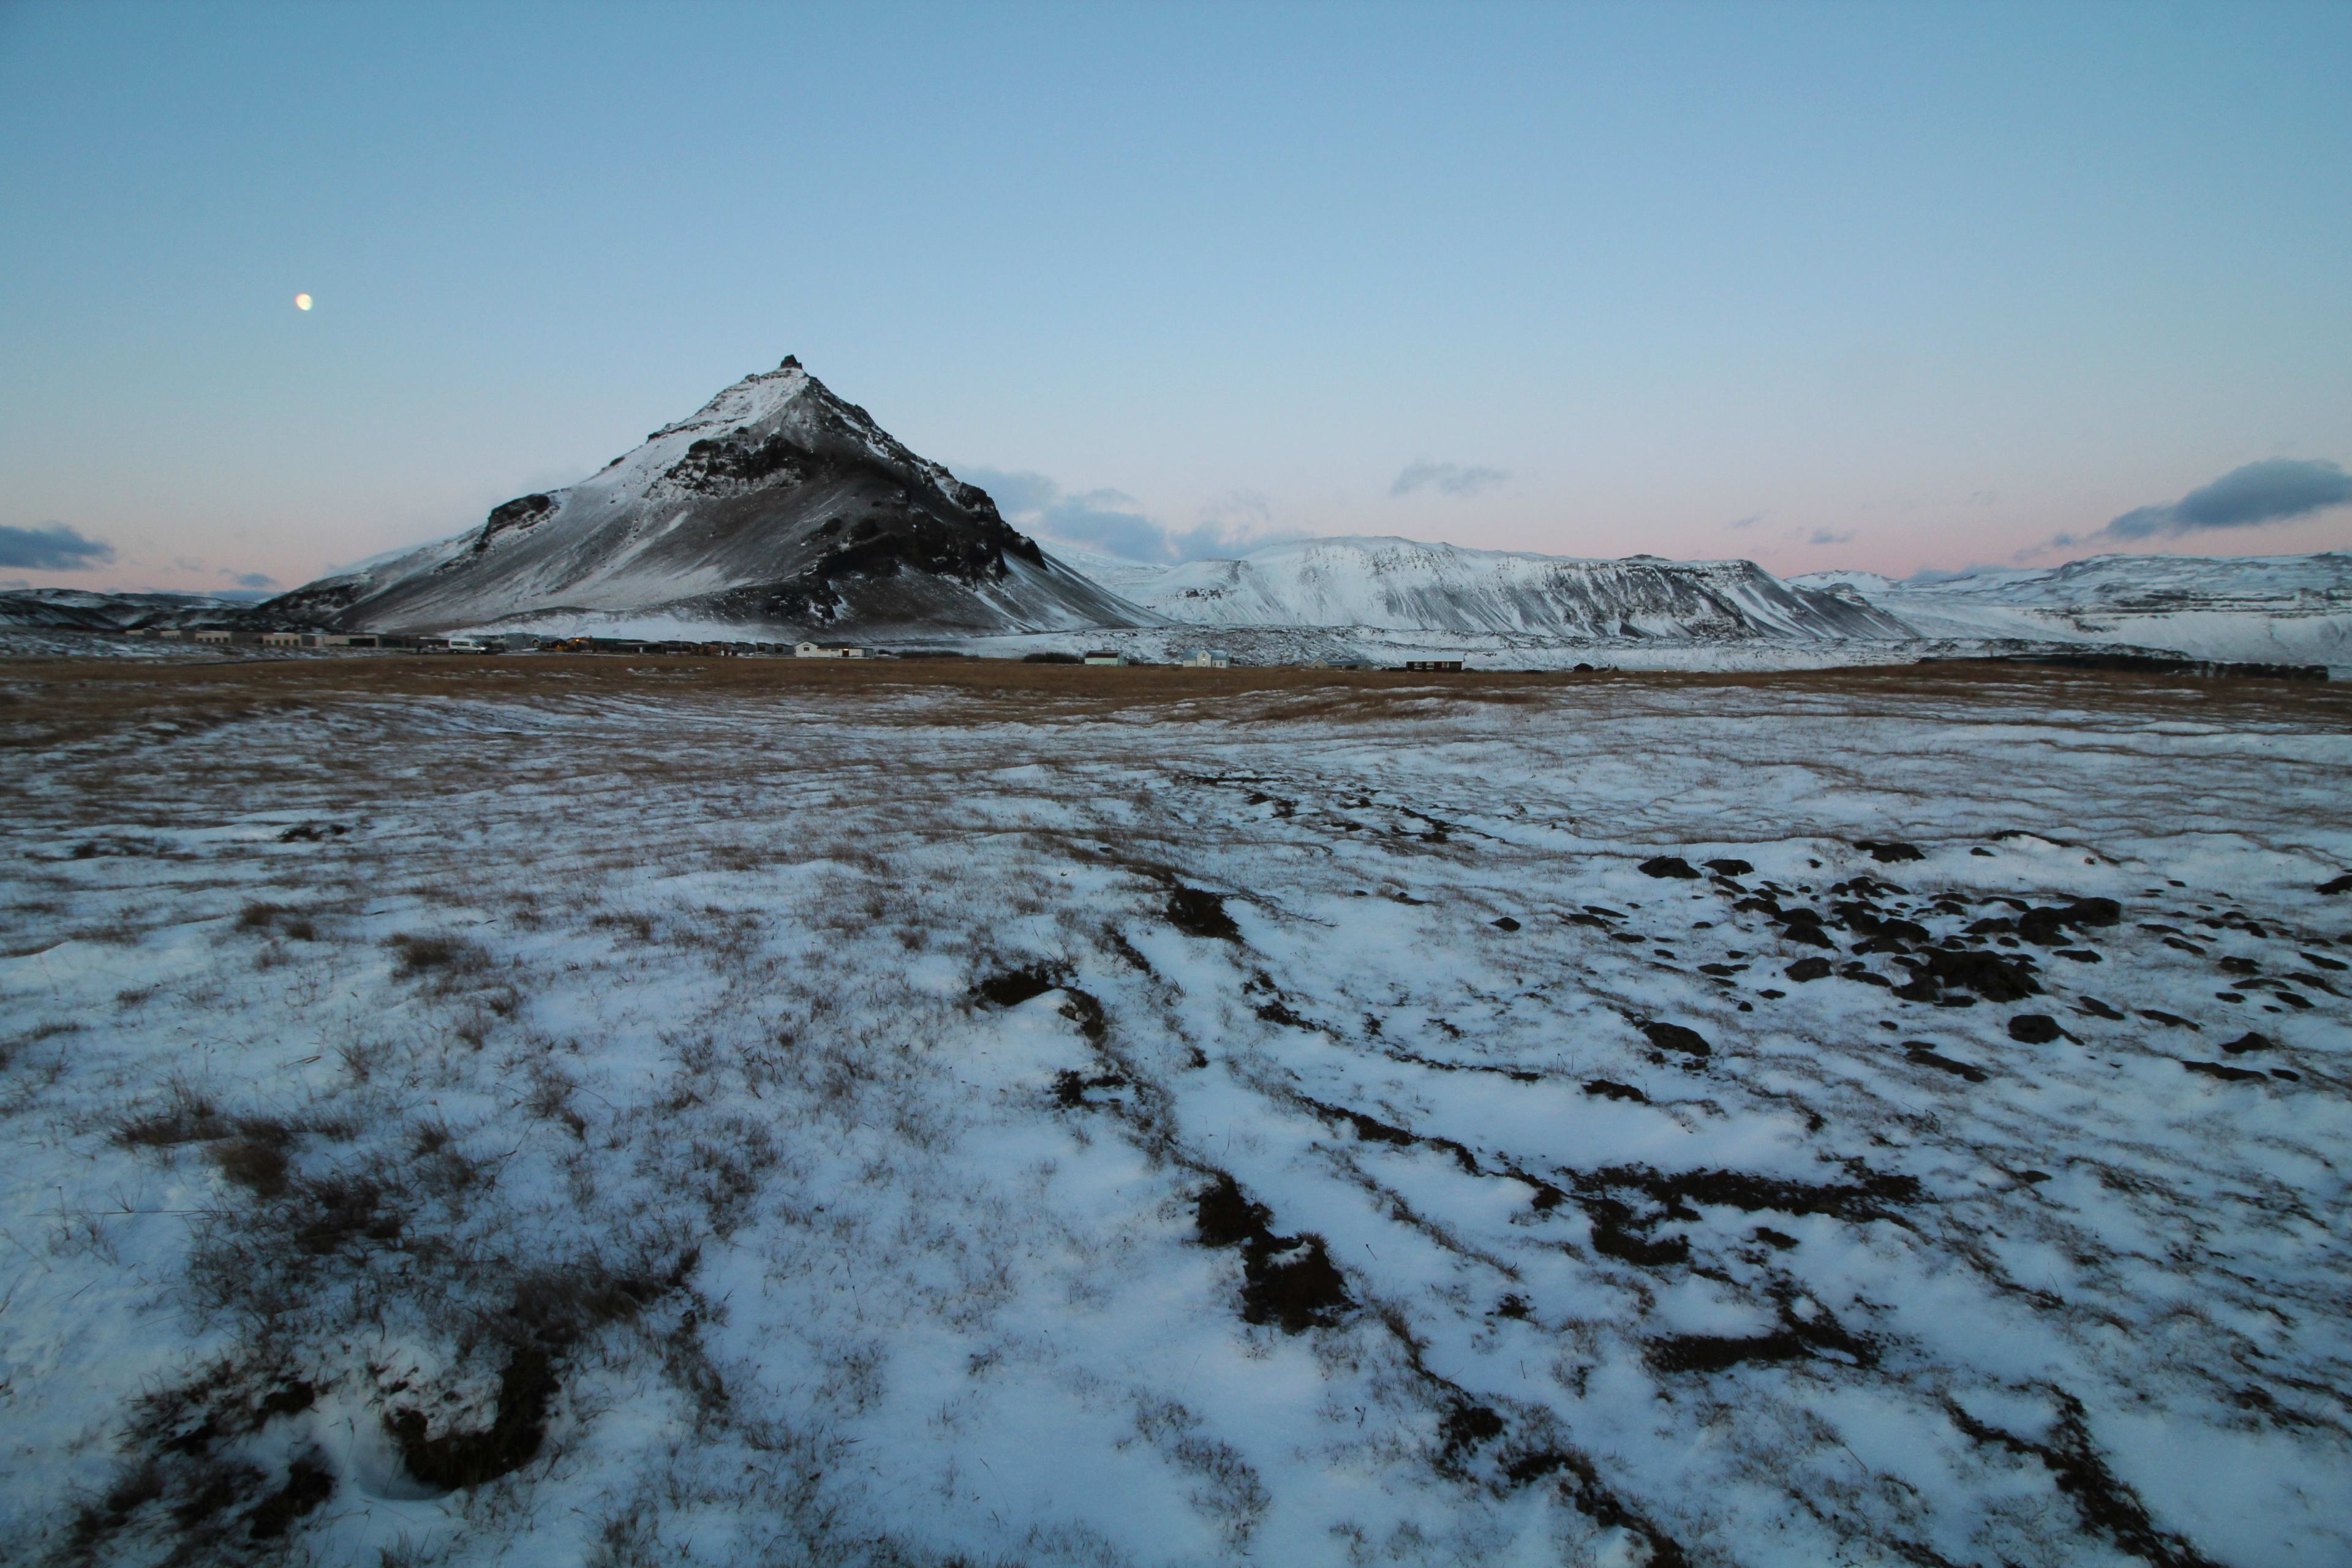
top-left (2220, 1031), bottom-right (2272, 1054)
top-left (2055, 948), bottom-right (2102, 962)
top-left (2183, 1061), bottom-right (2266, 1084)
top-left (2273, 991), bottom-right (2313, 1010)
top-left (1640, 1022), bottom-right (1711, 1058)
top-left (2216, 992), bottom-right (2246, 1003)
top-left (2018, 1170), bottom-right (2052, 1183)
top-left (2016, 908), bottom-right (2070, 946)
top-left (1584, 904), bottom-right (1627, 918)
top-left (2007, 1014), bottom-right (2063, 1044)
top-left (1784, 957), bottom-right (1832, 982)
top-left (1972, 847), bottom-right (1994, 856)
top-left (2272, 1069), bottom-right (2301, 1081)
top-left (2138, 1010), bottom-right (2199, 1030)
top-left (1838, 965), bottom-right (1893, 989)
top-left (1905, 1045), bottom-right (1989, 1083)
top-left (1166, 887), bottom-right (1240, 940)
top-left (1910, 948), bottom-right (2041, 1002)
top-left (1782, 923), bottom-right (1836, 950)
top-left (1757, 988), bottom-right (1785, 1000)
top-left (1567, 912), bottom-right (1610, 928)
top-left (1705, 858), bottom-right (1754, 876)
top-left (2316, 873), bottom-right (2352, 895)
top-left (1491, 916), bottom-right (1521, 932)
top-left (2304, 951), bottom-right (2348, 971)
top-left (1967, 916), bottom-right (2016, 936)
top-left (2077, 997), bottom-right (2124, 1020)
top-left (276, 821), bottom-right (348, 844)
top-left (2163, 937), bottom-right (2207, 956)
top-left (2066, 898), bottom-right (2122, 927)
top-left (1639, 856), bottom-right (1700, 880)
top-left (974, 965), bottom-right (1058, 1008)
top-left (1583, 1079), bottom-right (1648, 1103)
top-left (1698, 962), bottom-right (1745, 977)
top-left (1754, 1226), bottom-right (1798, 1250)
top-left (1933, 995), bottom-right (1980, 1008)
top-left (1494, 1294), bottom-right (1532, 1319)
top-left (1855, 840), bottom-right (1925, 863)
top-left (1609, 932), bottom-right (1646, 944)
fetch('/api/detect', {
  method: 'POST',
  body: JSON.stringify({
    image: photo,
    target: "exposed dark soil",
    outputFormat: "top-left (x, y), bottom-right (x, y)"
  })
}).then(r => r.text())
top-left (1167, 888), bottom-right (1241, 940)
top-left (1193, 1173), bottom-right (1352, 1332)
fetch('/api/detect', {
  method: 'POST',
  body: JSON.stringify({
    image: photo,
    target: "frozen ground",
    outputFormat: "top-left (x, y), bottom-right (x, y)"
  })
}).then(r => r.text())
top-left (2, 660), bottom-right (2350, 1567)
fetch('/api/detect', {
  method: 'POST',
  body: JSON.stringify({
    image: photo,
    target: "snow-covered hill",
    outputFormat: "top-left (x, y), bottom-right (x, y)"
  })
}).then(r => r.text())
top-left (1049, 536), bottom-right (1913, 643)
top-left (262, 359), bottom-right (1157, 637)
top-left (1790, 552), bottom-right (2352, 669)
top-left (0, 587), bottom-right (253, 632)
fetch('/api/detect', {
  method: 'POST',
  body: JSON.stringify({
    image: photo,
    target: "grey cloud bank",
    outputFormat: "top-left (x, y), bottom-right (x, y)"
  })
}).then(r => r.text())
top-left (959, 466), bottom-right (1302, 564)
top-left (1391, 461), bottom-right (1510, 499)
top-left (0, 522), bottom-right (113, 571)
top-left (2100, 458), bottom-right (2351, 541)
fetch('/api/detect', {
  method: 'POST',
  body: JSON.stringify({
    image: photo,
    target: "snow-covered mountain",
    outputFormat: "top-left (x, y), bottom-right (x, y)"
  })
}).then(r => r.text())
top-left (1790, 552), bottom-right (2352, 668)
top-left (262, 359), bottom-right (1155, 636)
top-left (0, 587), bottom-right (254, 631)
top-left (1047, 536), bottom-right (1914, 642)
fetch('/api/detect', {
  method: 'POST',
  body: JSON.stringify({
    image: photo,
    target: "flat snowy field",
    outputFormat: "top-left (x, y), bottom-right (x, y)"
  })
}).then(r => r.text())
top-left (4, 658), bottom-right (2349, 1568)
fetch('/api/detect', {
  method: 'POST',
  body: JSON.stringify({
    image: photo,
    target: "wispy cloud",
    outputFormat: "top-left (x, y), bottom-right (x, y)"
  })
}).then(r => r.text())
top-left (1808, 528), bottom-right (1855, 546)
top-left (1391, 461), bottom-right (1509, 499)
top-left (2096, 458), bottom-right (2351, 543)
top-left (0, 522), bottom-right (113, 571)
top-left (1725, 513), bottom-right (1764, 530)
top-left (225, 570), bottom-right (278, 590)
top-left (959, 467), bottom-right (1302, 564)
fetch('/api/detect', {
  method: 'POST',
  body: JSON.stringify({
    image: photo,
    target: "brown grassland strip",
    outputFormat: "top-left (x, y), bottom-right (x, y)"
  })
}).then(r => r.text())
top-left (4, 652), bottom-right (2348, 750)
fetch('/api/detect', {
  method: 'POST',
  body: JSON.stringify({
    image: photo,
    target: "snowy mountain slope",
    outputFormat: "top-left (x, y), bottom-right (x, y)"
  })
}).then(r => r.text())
top-left (261, 359), bottom-right (1162, 637)
top-left (1791, 552), bottom-right (2352, 668)
top-left (0, 587), bottom-right (254, 631)
top-left (1051, 536), bottom-right (1915, 642)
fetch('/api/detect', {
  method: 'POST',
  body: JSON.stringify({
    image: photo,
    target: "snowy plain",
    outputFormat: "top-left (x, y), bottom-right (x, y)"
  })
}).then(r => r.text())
top-left (2, 657), bottom-right (2350, 1568)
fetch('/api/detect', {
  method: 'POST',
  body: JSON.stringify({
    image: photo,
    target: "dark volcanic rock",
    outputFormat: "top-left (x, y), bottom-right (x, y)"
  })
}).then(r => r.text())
top-left (2007, 1014), bottom-right (2063, 1044)
top-left (1855, 840), bottom-right (1925, 863)
top-left (1641, 1022), bottom-right (1713, 1058)
top-left (1639, 856), bottom-right (1700, 880)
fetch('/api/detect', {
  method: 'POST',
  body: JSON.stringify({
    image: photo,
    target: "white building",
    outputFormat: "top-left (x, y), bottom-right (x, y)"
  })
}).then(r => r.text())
top-left (795, 643), bottom-right (867, 659)
top-left (1183, 650), bottom-right (1231, 669)
top-left (1082, 650), bottom-right (1128, 666)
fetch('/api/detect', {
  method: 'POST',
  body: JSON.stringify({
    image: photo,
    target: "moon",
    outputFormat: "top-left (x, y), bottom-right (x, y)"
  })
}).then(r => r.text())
top-left (295, 293), bottom-right (312, 311)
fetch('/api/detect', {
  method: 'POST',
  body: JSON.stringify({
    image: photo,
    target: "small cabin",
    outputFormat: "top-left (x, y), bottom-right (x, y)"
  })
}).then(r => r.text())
top-left (1082, 650), bottom-right (1128, 666)
top-left (795, 643), bottom-right (866, 659)
top-left (192, 630), bottom-right (232, 644)
top-left (1183, 650), bottom-right (1231, 669)
top-left (1403, 659), bottom-right (1464, 672)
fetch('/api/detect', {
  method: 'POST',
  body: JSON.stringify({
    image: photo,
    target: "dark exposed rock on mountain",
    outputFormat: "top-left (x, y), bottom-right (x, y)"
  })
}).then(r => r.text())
top-left (258, 358), bottom-right (1156, 637)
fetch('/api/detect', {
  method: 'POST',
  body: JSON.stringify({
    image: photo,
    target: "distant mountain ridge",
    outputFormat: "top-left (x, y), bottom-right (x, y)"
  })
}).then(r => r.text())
top-left (258, 358), bottom-right (1152, 636)
top-left (1789, 552), bottom-right (2352, 668)
top-left (1048, 536), bottom-right (1913, 642)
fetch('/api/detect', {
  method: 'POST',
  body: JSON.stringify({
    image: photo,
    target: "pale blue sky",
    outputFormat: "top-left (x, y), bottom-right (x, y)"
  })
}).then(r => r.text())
top-left (2, 0), bottom-right (2347, 594)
